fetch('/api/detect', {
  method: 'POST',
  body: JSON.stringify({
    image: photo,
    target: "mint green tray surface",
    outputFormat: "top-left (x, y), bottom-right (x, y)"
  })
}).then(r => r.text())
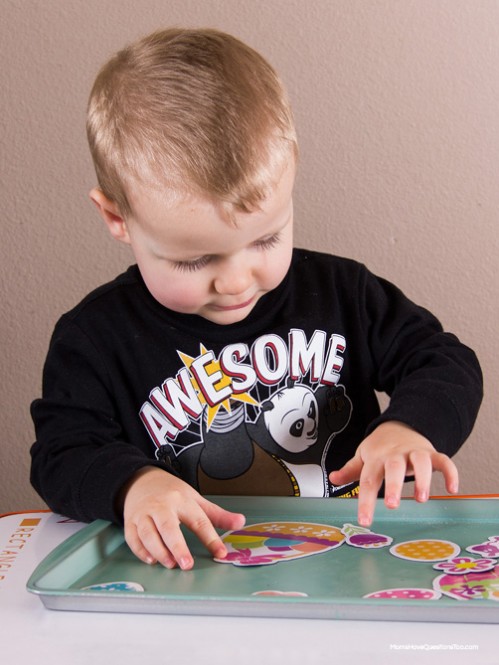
top-left (27, 497), bottom-right (499, 622)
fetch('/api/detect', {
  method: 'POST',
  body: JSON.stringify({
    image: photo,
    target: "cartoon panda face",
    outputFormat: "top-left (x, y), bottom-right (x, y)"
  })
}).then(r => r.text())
top-left (263, 385), bottom-right (319, 453)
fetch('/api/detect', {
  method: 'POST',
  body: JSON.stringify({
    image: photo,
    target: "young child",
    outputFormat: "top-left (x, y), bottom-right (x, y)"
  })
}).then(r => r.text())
top-left (30, 28), bottom-right (483, 571)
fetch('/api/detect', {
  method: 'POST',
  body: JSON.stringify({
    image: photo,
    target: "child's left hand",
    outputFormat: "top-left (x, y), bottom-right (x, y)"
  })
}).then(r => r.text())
top-left (329, 421), bottom-right (459, 527)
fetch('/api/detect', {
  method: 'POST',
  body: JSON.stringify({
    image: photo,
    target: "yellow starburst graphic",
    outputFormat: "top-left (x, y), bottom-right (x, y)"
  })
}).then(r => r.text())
top-left (178, 345), bottom-right (259, 429)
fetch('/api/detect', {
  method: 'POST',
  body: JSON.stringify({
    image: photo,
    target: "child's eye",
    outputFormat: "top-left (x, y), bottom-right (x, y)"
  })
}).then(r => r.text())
top-left (253, 233), bottom-right (281, 251)
top-left (171, 233), bottom-right (280, 273)
top-left (172, 256), bottom-right (211, 273)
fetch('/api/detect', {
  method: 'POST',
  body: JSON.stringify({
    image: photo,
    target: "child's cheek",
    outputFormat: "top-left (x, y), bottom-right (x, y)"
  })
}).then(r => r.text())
top-left (147, 276), bottom-right (203, 313)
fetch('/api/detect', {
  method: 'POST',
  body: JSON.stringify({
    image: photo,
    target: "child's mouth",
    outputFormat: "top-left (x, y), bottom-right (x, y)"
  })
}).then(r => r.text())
top-left (213, 296), bottom-right (256, 311)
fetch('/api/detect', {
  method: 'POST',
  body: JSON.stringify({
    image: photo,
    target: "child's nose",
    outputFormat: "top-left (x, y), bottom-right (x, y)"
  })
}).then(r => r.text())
top-left (214, 256), bottom-right (253, 295)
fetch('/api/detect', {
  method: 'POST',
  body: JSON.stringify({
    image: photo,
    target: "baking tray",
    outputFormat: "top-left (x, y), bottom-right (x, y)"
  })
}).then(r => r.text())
top-left (27, 497), bottom-right (499, 622)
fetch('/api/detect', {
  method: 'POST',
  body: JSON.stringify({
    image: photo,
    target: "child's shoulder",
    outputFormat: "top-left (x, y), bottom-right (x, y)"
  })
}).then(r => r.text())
top-left (292, 247), bottom-right (367, 280)
top-left (57, 265), bottom-right (143, 326)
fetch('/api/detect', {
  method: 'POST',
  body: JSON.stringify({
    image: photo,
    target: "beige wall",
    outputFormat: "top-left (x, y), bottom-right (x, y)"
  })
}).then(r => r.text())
top-left (1, 0), bottom-right (498, 512)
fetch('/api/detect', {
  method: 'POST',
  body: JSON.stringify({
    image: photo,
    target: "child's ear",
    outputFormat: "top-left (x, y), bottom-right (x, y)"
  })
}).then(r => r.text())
top-left (89, 188), bottom-right (131, 245)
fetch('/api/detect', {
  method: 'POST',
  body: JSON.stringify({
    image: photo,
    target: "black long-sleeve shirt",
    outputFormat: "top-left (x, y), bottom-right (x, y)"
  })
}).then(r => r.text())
top-left (30, 249), bottom-right (483, 523)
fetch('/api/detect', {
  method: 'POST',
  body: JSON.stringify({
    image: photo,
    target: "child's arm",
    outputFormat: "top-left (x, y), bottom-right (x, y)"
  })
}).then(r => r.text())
top-left (329, 420), bottom-right (459, 527)
top-left (120, 467), bottom-right (245, 569)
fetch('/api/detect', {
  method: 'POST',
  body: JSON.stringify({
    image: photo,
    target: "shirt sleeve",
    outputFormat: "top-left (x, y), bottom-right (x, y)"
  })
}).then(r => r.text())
top-left (358, 267), bottom-right (483, 455)
top-left (30, 317), bottom-right (175, 524)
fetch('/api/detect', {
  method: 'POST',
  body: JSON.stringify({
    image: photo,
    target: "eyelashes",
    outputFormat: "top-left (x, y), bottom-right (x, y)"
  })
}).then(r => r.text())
top-left (173, 255), bottom-right (212, 273)
top-left (172, 232), bottom-right (281, 273)
top-left (253, 233), bottom-right (281, 251)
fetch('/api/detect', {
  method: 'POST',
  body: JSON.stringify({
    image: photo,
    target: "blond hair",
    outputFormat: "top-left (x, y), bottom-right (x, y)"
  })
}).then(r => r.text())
top-left (86, 28), bottom-right (297, 217)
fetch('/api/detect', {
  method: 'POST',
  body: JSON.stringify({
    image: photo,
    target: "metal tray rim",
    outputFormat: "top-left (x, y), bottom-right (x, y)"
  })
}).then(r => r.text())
top-left (26, 497), bottom-right (499, 623)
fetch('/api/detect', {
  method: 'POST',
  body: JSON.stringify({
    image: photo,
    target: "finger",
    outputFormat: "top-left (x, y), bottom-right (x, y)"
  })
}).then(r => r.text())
top-left (180, 504), bottom-right (232, 560)
top-left (196, 500), bottom-right (246, 560)
top-left (431, 452), bottom-right (459, 494)
top-left (200, 498), bottom-right (246, 532)
top-left (329, 454), bottom-right (363, 486)
top-left (383, 454), bottom-right (408, 509)
top-left (127, 517), bottom-right (179, 568)
top-left (139, 515), bottom-right (192, 570)
top-left (357, 460), bottom-right (384, 527)
top-left (409, 449), bottom-right (433, 502)
top-left (124, 522), bottom-right (157, 565)
top-left (156, 518), bottom-right (196, 570)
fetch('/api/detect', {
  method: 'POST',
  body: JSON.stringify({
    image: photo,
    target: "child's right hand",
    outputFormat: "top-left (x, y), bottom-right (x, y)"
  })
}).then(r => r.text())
top-left (121, 467), bottom-right (246, 570)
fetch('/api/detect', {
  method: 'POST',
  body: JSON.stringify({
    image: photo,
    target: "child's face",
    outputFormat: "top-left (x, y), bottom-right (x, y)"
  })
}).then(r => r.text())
top-left (97, 161), bottom-right (295, 325)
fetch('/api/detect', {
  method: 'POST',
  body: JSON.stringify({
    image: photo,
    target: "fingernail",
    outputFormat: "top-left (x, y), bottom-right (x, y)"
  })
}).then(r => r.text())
top-left (163, 558), bottom-right (176, 569)
top-left (386, 495), bottom-right (399, 509)
top-left (236, 514), bottom-right (246, 527)
top-left (180, 557), bottom-right (193, 570)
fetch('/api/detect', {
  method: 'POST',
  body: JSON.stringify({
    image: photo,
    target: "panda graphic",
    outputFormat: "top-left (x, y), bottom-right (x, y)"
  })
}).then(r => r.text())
top-left (245, 381), bottom-right (352, 496)
top-left (157, 380), bottom-right (352, 497)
